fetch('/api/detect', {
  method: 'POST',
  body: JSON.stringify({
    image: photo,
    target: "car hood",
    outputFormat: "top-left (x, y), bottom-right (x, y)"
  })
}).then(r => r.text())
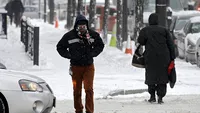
top-left (186, 33), bottom-right (200, 45)
top-left (0, 69), bottom-right (45, 83)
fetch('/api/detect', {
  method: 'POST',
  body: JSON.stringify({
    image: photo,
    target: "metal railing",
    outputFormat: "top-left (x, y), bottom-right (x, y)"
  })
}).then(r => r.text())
top-left (21, 16), bottom-right (39, 65)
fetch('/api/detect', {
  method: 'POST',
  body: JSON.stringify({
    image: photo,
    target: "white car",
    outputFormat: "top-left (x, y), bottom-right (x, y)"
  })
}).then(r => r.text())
top-left (177, 16), bottom-right (200, 64)
top-left (0, 67), bottom-right (56, 113)
top-left (195, 38), bottom-right (200, 67)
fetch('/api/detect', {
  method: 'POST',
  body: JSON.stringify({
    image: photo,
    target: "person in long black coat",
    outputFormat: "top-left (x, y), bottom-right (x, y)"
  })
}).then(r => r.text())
top-left (11, 0), bottom-right (24, 27)
top-left (5, 0), bottom-right (13, 25)
top-left (137, 13), bottom-right (175, 104)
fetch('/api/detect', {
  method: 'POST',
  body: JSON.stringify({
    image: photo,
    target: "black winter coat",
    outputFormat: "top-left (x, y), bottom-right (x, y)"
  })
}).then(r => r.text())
top-left (137, 13), bottom-right (175, 85)
top-left (56, 15), bottom-right (104, 66)
top-left (11, 0), bottom-right (24, 13)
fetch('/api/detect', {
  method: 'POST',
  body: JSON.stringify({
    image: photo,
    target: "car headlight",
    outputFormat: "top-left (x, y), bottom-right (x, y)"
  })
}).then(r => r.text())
top-left (19, 80), bottom-right (43, 92)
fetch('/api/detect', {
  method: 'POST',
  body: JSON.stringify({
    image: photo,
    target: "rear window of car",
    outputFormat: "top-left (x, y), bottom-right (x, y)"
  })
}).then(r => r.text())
top-left (191, 23), bottom-right (200, 33)
top-left (175, 19), bottom-right (189, 31)
top-left (24, 7), bottom-right (38, 12)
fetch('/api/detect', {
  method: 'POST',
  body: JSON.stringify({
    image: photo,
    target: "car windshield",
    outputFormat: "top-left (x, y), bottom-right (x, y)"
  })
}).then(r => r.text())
top-left (191, 23), bottom-right (200, 33)
top-left (175, 19), bottom-right (189, 31)
top-left (144, 0), bottom-right (183, 12)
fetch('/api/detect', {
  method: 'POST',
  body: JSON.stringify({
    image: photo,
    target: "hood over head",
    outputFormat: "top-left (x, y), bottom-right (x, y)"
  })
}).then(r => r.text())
top-left (74, 14), bottom-right (89, 30)
top-left (148, 13), bottom-right (159, 25)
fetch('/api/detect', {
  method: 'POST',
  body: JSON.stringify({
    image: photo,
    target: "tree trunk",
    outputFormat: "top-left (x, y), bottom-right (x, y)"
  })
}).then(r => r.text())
top-left (133, 0), bottom-right (144, 43)
top-left (117, 0), bottom-right (123, 50)
top-left (122, 0), bottom-right (128, 42)
top-left (77, 0), bottom-right (83, 15)
top-left (66, 0), bottom-right (73, 29)
top-left (49, 0), bottom-right (55, 24)
top-left (72, 0), bottom-right (76, 24)
top-left (89, 0), bottom-right (96, 30)
top-left (44, 0), bottom-right (47, 22)
top-left (103, 0), bottom-right (110, 43)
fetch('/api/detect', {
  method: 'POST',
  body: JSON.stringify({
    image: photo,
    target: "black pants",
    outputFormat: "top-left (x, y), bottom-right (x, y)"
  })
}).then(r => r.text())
top-left (14, 12), bottom-right (22, 27)
top-left (148, 84), bottom-right (167, 98)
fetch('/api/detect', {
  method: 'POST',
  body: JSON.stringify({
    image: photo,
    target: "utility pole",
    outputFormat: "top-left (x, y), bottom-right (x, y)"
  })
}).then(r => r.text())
top-left (156, 0), bottom-right (167, 27)
top-left (103, 0), bottom-right (110, 43)
top-left (89, 0), bottom-right (96, 30)
top-left (166, 0), bottom-right (172, 30)
top-left (122, 0), bottom-right (128, 42)
top-left (117, 0), bottom-right (123, 50)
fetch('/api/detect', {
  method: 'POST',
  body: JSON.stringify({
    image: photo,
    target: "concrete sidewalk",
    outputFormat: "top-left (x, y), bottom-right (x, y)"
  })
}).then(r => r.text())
top-left (51, 95), bottom-right (200, 113)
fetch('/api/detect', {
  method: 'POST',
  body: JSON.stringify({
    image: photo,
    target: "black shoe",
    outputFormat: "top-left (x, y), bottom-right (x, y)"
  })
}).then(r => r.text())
top-left (148, 96), bottom-right (156, 103)
top-left (158, 97), bottom-right (164, 104)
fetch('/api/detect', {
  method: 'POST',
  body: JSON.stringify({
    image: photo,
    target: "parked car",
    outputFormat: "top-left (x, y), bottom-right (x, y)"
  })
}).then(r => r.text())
top-left (176, 16), bottom-right (200, 64)
top-left (0, 67), bottom-right (56, 113)
top-left (170, 11), bottom-right (200, 57)
top-left (23, 5), bottom-right (39, 19)
top-left (195, 37), bottom-right (200, 67)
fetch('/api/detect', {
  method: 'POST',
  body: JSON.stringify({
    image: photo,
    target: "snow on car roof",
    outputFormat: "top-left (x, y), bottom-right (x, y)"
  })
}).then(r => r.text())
top-left (190, 16), bottom-right (200, 23)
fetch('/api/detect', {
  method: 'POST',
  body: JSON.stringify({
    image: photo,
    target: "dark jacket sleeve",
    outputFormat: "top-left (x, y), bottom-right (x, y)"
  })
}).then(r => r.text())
top-left (166, 29), bottom-right (176, 60)
top-left (90, 32), bottom-right (104, 57)
top-left (56, 33), bottom-right (71, 59)
top-left (137, 28), bottom-right (147, 45)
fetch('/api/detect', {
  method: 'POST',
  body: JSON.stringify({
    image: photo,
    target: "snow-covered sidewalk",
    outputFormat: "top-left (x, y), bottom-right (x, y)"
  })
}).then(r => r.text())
top-left (52, 95), bottom-right (200, 113)
top-left (1, 19), bottom-right (200, 113)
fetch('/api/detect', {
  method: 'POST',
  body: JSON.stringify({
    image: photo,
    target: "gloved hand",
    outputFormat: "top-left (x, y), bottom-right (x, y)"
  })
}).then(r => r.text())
top-left (168, 61), bottom-right (175, 74)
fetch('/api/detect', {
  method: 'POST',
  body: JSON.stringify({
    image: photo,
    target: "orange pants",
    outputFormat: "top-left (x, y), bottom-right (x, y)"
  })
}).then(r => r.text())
top-left (71, 64), bottom-right (95, 113)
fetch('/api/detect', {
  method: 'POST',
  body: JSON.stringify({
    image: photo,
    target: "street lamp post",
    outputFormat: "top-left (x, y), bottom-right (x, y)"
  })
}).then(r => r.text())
top-left (156, 0), bottom-right (167, 27)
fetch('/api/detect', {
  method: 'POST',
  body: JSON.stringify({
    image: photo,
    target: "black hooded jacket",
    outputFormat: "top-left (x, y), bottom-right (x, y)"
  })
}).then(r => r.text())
top-left (56, 15), bottom-right (104, 66)
top-left (137, 13), bottom-right (175, 85)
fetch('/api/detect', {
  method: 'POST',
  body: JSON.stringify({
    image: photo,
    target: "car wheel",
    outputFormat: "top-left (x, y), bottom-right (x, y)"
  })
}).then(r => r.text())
top-left (0, 97), bottom-right (6, 113)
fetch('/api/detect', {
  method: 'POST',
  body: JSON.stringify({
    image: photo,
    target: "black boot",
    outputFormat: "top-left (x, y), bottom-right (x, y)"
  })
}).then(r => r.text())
top-left (148, 95), bottom-right (156, 103)
top-left (158, 97), bottom-right (164, 104)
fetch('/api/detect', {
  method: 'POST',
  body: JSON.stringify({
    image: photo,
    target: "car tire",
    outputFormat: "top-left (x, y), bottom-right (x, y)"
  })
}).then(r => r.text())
top-left (0, 97), bottom-right (6, 113)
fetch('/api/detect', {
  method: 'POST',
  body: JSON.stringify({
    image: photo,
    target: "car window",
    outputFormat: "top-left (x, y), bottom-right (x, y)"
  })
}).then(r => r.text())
top-left (170, 16), bottom-right (177, 31)
top-left (183, 22), bottom-right (191, 34)
top-left (24, 7), bottom-right (38, 12)
top-left (174, 19), bottom-right (189, 31)
top-left (191, 23), bottom-right (200, 33)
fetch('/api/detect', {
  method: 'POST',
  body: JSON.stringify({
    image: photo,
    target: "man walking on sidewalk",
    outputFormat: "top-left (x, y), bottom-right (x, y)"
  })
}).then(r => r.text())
top-left (56, 14), bottom-right (104, 113)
